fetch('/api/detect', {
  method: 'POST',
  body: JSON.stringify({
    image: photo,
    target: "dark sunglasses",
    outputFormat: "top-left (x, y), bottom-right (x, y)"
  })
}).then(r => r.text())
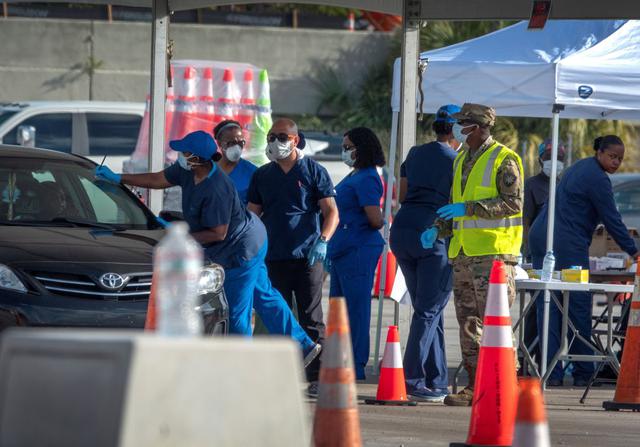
top-left (267, 133), bottom-right (293, 143)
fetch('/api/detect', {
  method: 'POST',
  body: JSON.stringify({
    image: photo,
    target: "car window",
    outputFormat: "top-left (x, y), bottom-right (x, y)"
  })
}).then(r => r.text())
top-left (86, 113), bottom-right (142, 156)
top-left (614, 185), bottom-right (640, 214)
top-left (3, 113), bottom-right (73, 153)
top-left (0, 158), bottom-right (153, 229)
top-left (0, 110), bottom-right (17, 127)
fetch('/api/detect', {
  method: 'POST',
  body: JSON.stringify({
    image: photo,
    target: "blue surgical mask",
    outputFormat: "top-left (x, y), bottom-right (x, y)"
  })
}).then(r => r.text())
top-left (452, 123), bottom-right (476, 146)
top-left (177, 153), bottom-right (191, 171)
top-left (341, 149), bottom-right (356, 167)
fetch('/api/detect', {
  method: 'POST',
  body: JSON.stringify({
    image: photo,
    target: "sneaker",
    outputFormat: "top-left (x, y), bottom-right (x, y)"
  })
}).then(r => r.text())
top-left (409, 388), bottom-right (449, 403)
top-left (443, 387), bottom-right (474, 407)
top-left (306, 381), bottom-right (319, 398)
top-left (303, 343), bottom-right (322, 368)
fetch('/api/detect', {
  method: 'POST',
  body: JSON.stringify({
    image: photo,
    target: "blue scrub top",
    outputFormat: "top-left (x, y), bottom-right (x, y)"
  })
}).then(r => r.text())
top-left (528, 157), bottom-right (637, 268)
top-left (228, 158), bottom-right (258, 205)
top-left (328, 167), bottom-right (385, 258)
top-left (164, 162), bottom-right (264, 269)
top-left (247, 153), bottom-right (336, 261)
top-left (394, 141), bottom-right (457, 230)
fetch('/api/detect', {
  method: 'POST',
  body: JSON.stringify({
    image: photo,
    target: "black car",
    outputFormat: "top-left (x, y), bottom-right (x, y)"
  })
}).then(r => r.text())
top-left (0, 145), bottom-right (228, 333)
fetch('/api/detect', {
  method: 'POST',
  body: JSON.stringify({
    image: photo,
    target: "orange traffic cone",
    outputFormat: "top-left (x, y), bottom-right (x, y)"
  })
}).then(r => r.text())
top-left (170, 66), bottom-right (200, 140)
top-left (143, 272), bottom-right (158, 331)
top-left (239, 68), bottom-right (255, 146)
top-left (197, 67), bottom-right (215, 128)
top-left (452, 260), bottom-right (518, 447)
top-left (603, 258), bottom-right (640, 412)
top-left (365, 326), bottom-right (417, 406)
top-left (513, 378), bottom-right (550, 447)
top-left (214, 68), bottom-right (238, 123)
top-left (313, 297), bottom-right (362, 447)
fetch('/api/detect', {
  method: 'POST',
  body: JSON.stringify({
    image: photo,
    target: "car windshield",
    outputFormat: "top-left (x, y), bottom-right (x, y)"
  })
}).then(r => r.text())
top-left (614, 184), bottom-right (640, 214)
top-left (0, 157), bottom-right (156, 230)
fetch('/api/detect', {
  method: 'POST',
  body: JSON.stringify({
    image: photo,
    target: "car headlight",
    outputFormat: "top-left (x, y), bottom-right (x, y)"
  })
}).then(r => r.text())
top-left (0, 264), bottom-right (27, 293)
top-left (198, 264), bottom-right (225, 295)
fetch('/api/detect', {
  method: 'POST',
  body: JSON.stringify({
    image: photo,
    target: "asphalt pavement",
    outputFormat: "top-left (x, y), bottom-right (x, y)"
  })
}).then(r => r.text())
top-left (314, 278), bottom-right (635, 446)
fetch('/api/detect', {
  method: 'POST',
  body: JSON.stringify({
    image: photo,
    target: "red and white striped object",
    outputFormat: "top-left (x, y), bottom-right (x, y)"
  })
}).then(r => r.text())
top-left (465, 260), bottom-right (518, 447)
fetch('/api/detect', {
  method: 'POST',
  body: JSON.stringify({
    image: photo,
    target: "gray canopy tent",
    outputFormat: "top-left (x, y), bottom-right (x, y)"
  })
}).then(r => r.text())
top-left (7, 0), bottom-right (640, 374)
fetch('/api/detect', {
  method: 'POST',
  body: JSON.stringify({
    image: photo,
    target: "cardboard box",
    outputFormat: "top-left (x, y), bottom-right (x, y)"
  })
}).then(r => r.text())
top-left (562, 269), bottom-right (589, 283)
top-left (589, 226), bottom-right (639, 257)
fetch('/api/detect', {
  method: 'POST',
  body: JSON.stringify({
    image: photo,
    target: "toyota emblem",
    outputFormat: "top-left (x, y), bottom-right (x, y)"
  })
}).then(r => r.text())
top-left (99, 273), bottom-right (127, 290)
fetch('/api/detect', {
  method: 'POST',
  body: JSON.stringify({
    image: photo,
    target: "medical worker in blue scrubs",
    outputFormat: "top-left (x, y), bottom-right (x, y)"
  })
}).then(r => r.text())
top-left (95, 131), bottom-right (321, 366)
top-left (214, 120), bottom-right (258, 204)
top-left (327, 127), bottom-right (386, 380)
top-left (529, 135), bottom-right (638, 386)
top-left (389, 104), bottom-right (461, 402)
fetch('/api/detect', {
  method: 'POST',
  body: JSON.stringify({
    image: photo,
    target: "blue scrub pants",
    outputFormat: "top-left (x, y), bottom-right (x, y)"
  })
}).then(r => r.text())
top-left (391, 228), bottom-right (451, 392)
top-left (223, 242), bottom-right (315, 353)
top-left (329, 244), bottom-right (383, 380)
top-left (529, 225), bottom-right (594, 381)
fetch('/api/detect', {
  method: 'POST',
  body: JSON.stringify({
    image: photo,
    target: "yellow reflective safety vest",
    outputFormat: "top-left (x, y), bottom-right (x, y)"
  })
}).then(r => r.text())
top-left (449, 141), bottom-right (523, 258)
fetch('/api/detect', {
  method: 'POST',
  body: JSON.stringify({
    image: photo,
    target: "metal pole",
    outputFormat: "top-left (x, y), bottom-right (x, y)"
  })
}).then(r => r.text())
top-left (398, 0), bottom-right (420, 162)
top-left (373, 111), bottom-right (399, 374)
top-left (567, 133), bottom-right (573, 166)
top-left (541, 104), bottom-right (563, 384)
top-left (520, 139), bottom-right (527, 178)
top-left (148, 0), bottom-right (169, 215)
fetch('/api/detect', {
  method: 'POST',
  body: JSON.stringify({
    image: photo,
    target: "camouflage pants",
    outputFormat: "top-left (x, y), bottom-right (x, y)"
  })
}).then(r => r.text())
top-left (452, 255), bottom-right (516, 388)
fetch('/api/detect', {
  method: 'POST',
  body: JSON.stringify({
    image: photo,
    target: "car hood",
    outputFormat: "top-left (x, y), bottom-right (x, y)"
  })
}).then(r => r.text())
top-left (0, 226), bottom-right (164, 267)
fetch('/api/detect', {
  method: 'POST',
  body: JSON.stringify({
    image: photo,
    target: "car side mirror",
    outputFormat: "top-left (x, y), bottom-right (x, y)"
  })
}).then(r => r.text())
top-left (17, 125), bottom-right (36, 147)
top-left (159, 210), bottom-right (184, 222)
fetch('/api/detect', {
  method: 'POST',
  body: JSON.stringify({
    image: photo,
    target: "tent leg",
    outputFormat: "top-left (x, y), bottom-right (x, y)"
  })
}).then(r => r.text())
top-left (540, 104), bottom-right (564, 386)
top-left (372, 111), bottom-right (399, 375)
top-left (148, 0), bottom-right (169, 215)
top-left (398, 0), bottom-right (420, 162)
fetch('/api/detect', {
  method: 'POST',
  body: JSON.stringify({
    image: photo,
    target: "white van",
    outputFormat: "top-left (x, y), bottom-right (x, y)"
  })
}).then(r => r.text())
top-left (0, 101), bottom-right (145, 171)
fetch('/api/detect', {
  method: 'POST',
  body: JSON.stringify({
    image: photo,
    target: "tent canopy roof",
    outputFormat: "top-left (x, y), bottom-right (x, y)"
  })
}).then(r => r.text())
top-left (5, 0), bottom-right (640, 18)
top-left (392, 20), bottom-right (640, 120)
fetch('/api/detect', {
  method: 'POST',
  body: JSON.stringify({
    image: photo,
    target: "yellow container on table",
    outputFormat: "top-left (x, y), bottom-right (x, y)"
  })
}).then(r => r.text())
top-left (561, 269), bottom-right (589, 283)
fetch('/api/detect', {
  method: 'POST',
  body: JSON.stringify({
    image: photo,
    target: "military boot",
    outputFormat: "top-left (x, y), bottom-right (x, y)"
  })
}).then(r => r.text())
top-left (443, 387), bottom-right (473, 406)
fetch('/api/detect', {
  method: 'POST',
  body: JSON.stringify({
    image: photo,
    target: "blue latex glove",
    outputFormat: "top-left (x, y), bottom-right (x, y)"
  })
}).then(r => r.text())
top-left (437, 203), bottom-right (466, 220)
top-left (156, 217), bottom-right (171, 228)
top-left (2, 186), bottom-right (20, 203)
top-left (308, 238), bottom-right (328, 266)
top-left (420, 227), bottom-right (438, 249)
top-left (95, 165), bottom-right (121, 184)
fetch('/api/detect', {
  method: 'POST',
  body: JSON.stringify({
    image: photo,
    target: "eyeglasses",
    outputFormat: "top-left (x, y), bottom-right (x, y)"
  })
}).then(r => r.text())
top-left (221, 139), bottom-right (246, 149)
top-left (267, 133), bottom-right (293, 143)
top-left (342, 144), bottom-right (356, 151)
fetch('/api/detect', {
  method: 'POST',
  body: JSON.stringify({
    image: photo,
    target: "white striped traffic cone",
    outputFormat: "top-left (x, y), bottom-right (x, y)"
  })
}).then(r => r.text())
top-left (513, 378), bottom-right (550, 447)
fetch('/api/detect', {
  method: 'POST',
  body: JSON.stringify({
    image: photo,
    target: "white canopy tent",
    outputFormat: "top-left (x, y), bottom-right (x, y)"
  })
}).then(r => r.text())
top-left (7, 0), bottom-right (640, 377)
top-left (391, 19), bottom-right (640, 119)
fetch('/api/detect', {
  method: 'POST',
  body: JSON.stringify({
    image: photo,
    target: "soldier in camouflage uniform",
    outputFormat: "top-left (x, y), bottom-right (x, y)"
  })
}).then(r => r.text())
top-left (428, 103), bottom-right (524, 406)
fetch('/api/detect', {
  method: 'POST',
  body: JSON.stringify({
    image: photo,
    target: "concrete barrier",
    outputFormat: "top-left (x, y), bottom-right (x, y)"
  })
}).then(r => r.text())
top-left (0, 329), bottom-right (309, 447)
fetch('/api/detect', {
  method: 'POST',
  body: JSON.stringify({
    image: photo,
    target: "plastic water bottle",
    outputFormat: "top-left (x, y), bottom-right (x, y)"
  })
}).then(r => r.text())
top-left (155, 222), bottom-right (203, 336)
top-left (541, 250), bottom-right (556, 282)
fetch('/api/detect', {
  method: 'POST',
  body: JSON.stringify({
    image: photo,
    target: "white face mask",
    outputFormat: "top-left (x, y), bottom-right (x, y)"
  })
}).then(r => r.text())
top-left (542, 160), bottom-right (564, 177)
top-left (452, 123), bottom-right (477, 146)
top-left (267, 140), bottom-right (293, 160)
top-left (341, 149), bottom-right (356, 167)
top-left (224, 145), bottom-right (242, 163)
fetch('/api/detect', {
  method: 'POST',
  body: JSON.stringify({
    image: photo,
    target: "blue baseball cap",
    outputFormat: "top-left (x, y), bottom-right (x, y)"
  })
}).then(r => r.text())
top-left (169, 131), bottom-right (218, 160)
top-left (435, 104), bottom-right (462, 124)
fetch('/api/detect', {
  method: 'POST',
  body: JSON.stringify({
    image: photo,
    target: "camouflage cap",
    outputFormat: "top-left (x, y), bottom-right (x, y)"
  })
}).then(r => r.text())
top-left (452, 103), bottom-right (496, 127)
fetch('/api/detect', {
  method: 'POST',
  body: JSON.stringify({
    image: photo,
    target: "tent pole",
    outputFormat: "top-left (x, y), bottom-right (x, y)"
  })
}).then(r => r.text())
top-left (540, 103), bottom-right (564, 387)
top-left (148, 0), bottom-right (169, 215)
top-left (373, 110), bottom-right (399, 375)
